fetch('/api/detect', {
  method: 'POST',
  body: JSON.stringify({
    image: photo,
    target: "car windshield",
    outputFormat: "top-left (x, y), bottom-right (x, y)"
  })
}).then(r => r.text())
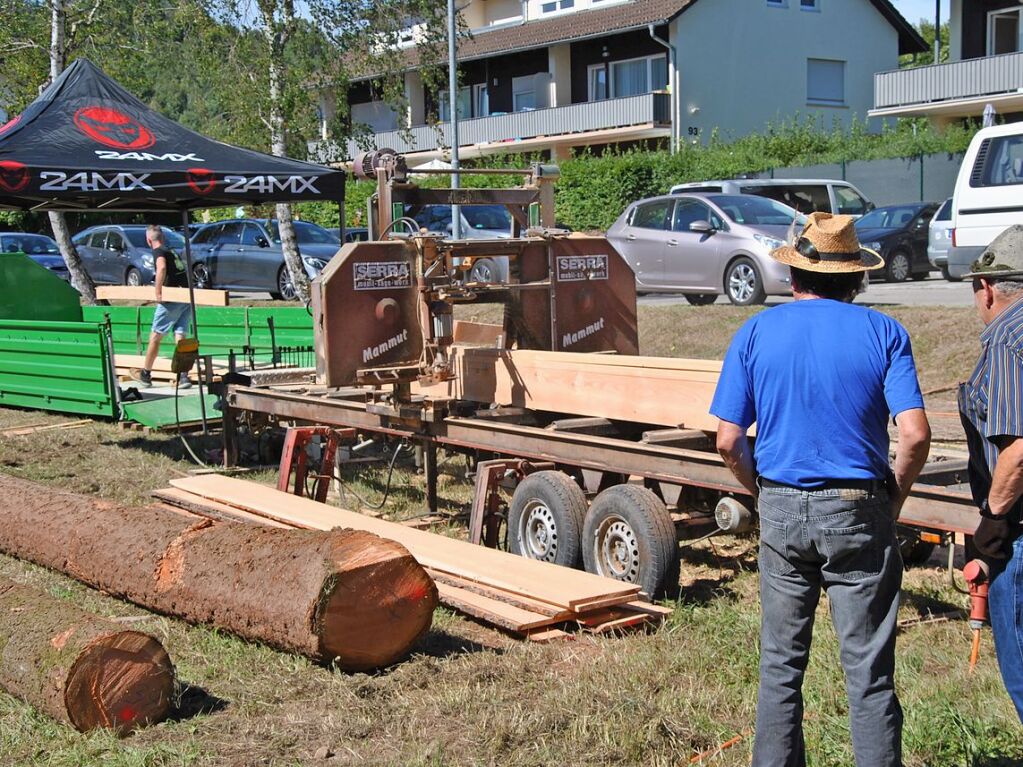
top-left (2, 234), bottom-right (60, 255)
top-left (855, 206), bottom-right (921, 230)
top-left (269, 221), bottom-right (339, 245)
top-left (707, 195), bottom-right (805, 226)
top-left (463, 205), bottom-right (511, 231)
top-left (123, 228), bottom-right (185, 248)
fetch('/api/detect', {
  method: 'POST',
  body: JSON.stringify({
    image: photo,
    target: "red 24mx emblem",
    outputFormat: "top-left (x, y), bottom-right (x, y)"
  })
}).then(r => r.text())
top-left (186, 168), bottom-right (216, 195)
top-left (73, 106), bottom-right (155, 150)
top-left (0, 161), bottom-right (30, 193)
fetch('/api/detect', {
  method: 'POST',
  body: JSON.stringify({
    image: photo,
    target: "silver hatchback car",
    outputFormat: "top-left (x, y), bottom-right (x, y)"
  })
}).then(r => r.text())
top-left (606, 193), bottom-right (802, 305)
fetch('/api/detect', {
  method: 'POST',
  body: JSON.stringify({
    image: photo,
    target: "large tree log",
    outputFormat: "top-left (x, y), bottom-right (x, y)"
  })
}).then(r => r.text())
top-left (0, 577), bottom-right (174, 734)
top-left (0, 475), bottom-right (436, 671)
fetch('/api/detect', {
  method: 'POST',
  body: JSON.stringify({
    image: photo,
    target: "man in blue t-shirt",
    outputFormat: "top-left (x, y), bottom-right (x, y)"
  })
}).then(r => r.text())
top-left (711, 212), bottom-right (931, 767)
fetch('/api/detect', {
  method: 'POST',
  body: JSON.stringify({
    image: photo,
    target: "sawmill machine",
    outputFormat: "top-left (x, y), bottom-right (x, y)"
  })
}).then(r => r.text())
top-left (310, 150), bottom-right (639, 415)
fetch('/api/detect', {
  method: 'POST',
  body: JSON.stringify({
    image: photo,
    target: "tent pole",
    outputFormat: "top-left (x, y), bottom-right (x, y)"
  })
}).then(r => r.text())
top-left (181, 208), bottom-right (208, 434)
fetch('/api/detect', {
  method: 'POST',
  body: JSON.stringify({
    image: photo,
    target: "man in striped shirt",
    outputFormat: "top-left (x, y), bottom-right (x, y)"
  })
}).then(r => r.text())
top-left (959, 224), bottom-right (1023, 722)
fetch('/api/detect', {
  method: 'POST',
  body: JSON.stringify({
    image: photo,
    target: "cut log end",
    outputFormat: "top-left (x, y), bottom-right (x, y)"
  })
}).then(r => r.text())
top-left (64, 631), bottom-right (175, 734)
top-left (318, 534), bottom-right (438, 671)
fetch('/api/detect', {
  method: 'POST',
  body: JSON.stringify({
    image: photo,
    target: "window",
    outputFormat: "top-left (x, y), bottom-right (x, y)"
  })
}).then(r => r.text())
top-left (240, 224), bottom-right (265, 246)
top-left (834, 186), bottom-right (868, 216)
top-left (806, 58), bottom-right (845, 106)
top-left (973, 134), bottom-right (1023, 187)
top-left (473, 83), bottom-right (489, 118)
top-left (610, 54), bottom-right (667, 98)
top-left (439, 86), bottom-right (471, 121)
top-left (672, 199), bottom-right (720, 232)
top-left (192, 225), bottom-right (220, 245)
top-left (105, 232), bottom-right (126, 252)
top-left (988, 9), bottom-right (1023, 56)
top-left (744, 184), bottom-right (831, 214)
top-left (215, 223), bottom-right (243, 246)
top-left (630, 200), bottom-right (673, 230)
top-left (541, 0), bottom-right (574, 13)
top-left (88, 231), bottom-right (108, 249)
top-left (766, 0), bottom-right (786, 6)
top-left (512, 75), bottom-right (537, 111)
top-left (800, 0), bottom-right (818, 9)
top-left (934, 198), bottom-right (953, 222)
top-left (588, 64), bottom-right (608, 102)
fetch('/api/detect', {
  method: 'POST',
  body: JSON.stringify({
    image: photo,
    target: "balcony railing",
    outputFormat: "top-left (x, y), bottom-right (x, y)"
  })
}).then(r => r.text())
top-left (874, 51), bottom-right (1023, 110)
top-left (312, 92), bottom-right (670, 162)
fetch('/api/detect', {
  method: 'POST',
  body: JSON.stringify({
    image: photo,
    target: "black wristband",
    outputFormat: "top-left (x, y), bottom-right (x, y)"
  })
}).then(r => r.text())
top-left (979, 498), bottom-right (1002, 520)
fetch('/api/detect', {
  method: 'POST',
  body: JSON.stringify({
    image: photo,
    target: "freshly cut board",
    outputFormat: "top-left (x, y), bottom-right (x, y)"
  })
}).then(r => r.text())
top-left (170, 474), bottom-right (642, 612)
top-left (96, 285), bottom-right (228, 306)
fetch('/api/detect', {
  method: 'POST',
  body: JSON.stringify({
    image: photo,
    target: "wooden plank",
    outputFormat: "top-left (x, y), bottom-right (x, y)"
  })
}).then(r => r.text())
top-left (620, 600), bottom-right (673, 617)
top-left (452, 321), bottom-right (504, 347)
top-left (96, 285), bottom-right (229, 306)
top-left (0, 420), bottom-right (91, 437)
top-left (151, 488), bottom-right (293, 529)
top-left (169, 475), bottom-right (640, 612)
top-left (640, 428), bottom-right (711, 449)
top-left (435, 582), bottom-right (562, 632)
top-left (116, 355), bottom-right (228, 374)
top-left (429, 572), bottom-right (571, 619)
top-left (525, 627), bottom-right (573, 643)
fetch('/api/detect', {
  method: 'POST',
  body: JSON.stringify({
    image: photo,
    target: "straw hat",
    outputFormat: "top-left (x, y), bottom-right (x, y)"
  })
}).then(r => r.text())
top-left (969, 225), bottom-right (1023, 280)
top-left (771, 212), bottom-right (884, 273)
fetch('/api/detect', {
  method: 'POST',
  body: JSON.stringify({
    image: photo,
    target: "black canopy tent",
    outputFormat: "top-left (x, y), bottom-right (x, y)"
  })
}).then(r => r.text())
top-left (0, 58), bottom-right (347, 427)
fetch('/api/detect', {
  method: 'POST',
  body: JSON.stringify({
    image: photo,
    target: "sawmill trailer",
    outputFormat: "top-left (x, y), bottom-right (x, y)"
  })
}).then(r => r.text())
top-left (220, 151), bottom-right (980, 597)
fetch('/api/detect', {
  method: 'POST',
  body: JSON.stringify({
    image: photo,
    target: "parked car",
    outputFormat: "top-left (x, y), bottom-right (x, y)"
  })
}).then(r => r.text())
top-left (928, 198), bottom-right (956, 281)
top-left (948, 122), bottom-right (1023, 279)
top-left (326, 227), bottom-right (370, 243)
top-left (71, 225), bottom-right (185, 286)
top-left (854, 202), bottom-right (938, 283)
top-left (189, 218), bottom-right (340, 300)
top-left (607, 193), bottom-right (806, 306)
top-left (669, 178), bottom-right (873, 218)
top-left (0, 232), bottom-right (70, 281)
top-left (406, 204), bottom-right (514, 282)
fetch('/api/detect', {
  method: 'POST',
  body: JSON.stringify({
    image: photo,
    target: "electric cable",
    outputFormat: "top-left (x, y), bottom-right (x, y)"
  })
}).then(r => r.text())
top-left (175, 374), bottom-right (209, 468)
top-left (334, 441), bottom-right (412, 510)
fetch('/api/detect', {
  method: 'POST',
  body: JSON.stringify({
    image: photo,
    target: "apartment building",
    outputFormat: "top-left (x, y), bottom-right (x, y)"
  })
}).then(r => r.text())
top-left (313, 0), bottom-right (925, 163)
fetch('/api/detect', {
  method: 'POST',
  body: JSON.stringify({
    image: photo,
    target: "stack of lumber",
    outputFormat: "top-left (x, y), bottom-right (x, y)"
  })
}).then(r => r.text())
top-left (0, 473), bottom-right (436, 671)
top-left (96, 285), bottom-right (229, 306)
top-left (0, 577), bottom-right (175, 734)
top-left (163, 475), bottom-right (672, 641)
top-left (114, 354), bottom-right (227, 384)
top-left (416, 347), bottom-right (729, 433)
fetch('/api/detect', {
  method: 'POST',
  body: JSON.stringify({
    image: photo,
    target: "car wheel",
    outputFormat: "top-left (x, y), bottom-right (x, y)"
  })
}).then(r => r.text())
top-left (276, 266), bottom-right (298, 301)
top-left (192, 263), bottom-right (211, 290)
top-left (724, 257), bottom-right (766, 306)
top-left (468, 258), bottom-right (498, 284)
top-left (124, 267), bottom-right (142, 287)
top-left (940, 266), bottom-right (963, 283)
top-left (885, 251), bottom-right (911, 283)
top-left (683, 293), bottom-right (717, 306)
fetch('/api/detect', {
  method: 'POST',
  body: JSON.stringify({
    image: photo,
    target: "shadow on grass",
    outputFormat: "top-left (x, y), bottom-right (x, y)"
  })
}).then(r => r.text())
top-left (101, 434), bottom-right (225, 464)
top-left (167, 682), bottom-right (228, 722)
top-left (415, 628), bottom-right (506, 660)
top-left (675, 540), bottom-right (758, 606)
top-left (900, 586), bottom-right (962, 618)
top-left (972, 758), bottom-right (1023, 767)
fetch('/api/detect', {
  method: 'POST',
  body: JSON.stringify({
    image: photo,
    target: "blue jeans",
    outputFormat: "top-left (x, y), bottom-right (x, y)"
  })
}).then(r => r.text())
top-left (152, 302), bottom-right (192, 336)
top-left (989, 536), bottom-right (1023, 722)
top-left (752, 484), bottom-right (903, 767)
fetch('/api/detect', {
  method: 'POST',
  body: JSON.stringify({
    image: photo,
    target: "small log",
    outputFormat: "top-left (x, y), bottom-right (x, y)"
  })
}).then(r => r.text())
top-left (0, 578), bottom-right (174, 734)
top-left (0, 474), bottom-right (437, 671)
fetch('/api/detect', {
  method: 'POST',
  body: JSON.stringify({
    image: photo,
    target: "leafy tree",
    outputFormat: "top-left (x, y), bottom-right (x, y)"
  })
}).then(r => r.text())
top-left (901, 19), bottom-right (950, 68)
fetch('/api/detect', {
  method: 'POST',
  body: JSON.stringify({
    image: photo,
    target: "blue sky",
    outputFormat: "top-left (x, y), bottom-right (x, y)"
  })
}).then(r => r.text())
top-left (893, 0), bottom-right (949, 25)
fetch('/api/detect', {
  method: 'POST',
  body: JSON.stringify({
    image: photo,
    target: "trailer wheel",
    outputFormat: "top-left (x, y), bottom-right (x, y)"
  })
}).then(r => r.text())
top-left (897, 525), bottom-right (936, 566)
top-left (508, 471), bottom-right (587, 568)
top-left (582, 485), bottom-right (679, 598)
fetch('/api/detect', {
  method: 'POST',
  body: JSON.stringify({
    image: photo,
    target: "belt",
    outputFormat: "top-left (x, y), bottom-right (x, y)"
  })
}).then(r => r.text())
top-left (759, 478), bottom-right (887, 492)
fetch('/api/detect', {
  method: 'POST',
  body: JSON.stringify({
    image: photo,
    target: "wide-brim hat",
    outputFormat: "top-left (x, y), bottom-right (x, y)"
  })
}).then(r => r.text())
top-left (969, 225), bottom-right (1023, 280)
top-left (771, 211), bottom-right (884, 273)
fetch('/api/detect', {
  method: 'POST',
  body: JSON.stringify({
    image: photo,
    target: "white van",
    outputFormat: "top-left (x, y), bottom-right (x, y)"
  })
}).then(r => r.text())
top-left (948, 123), bottom-right (1023, 279)
top-left (669, 179), bottom-right (873, 218)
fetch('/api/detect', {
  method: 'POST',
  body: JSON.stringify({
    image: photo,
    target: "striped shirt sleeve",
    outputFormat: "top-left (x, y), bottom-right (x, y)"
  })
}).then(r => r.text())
top-left (983, 342), bottom-right (1023, 442)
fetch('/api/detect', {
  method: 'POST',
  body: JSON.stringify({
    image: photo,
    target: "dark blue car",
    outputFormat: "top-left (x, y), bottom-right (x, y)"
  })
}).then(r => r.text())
top-left (0, 232), bottom-right (70, 281)
top-left (855, 203), bottom-right (938, 283)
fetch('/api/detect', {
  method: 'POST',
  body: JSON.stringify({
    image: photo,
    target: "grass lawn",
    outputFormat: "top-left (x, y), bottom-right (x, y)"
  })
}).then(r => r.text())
top-left (0, 303), bottom-right (1020, 766)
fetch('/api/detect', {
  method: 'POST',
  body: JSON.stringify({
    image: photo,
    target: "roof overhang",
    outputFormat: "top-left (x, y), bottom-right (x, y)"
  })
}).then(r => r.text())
top-left (869, 91), bottom-right (1023, 120)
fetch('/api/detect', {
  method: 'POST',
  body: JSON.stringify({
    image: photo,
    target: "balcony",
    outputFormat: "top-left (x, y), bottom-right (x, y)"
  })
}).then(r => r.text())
top-left (312, 92), bottom-right (671, 163)
top-left (871, 51), bottom-right (1023, 121)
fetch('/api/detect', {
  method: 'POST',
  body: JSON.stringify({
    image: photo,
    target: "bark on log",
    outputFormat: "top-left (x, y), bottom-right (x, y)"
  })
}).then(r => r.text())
top-left (0, 474), bottom-right (437, 671)
top-left (0, 577), bottom-right (174, 734)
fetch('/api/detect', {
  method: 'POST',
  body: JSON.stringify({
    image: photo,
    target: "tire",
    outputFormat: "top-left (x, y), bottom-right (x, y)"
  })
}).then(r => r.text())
top-left (940, 266), bottom-right (963, 283)
top-left (582, 484), bottom-right (680, 598)
top-left (275, 266), bottom-right (298, 301)
top-left (192, 263), bottom-right (211, 290)
top-left (897, 525), bottom-right (936, 566)
top-left (124, 267), bottom-right (142, 287)
top-left (508, 471), bottom-right (587, 568)
top-left (683, 293), bottom-right (717, 306)
top-left (724, 257), bottom-right (766, 306)
top-left (885, 251), bottom-right (911, 283)
top-left (468, 258), bottom-right (498, 284)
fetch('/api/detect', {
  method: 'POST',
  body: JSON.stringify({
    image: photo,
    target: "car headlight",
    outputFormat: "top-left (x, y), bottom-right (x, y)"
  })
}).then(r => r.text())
top-left (865, 242), bottom-right (883, 252)
top-left (303, 257), bottom-right (327, 271)
top-left (753, 234), bottom-right (785, 252)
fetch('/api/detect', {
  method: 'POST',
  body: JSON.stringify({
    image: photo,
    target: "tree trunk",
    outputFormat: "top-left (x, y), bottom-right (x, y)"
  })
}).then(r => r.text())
top-left (0, 577), bottom-right (175, 734)
top-left (0, 474), bottom-right (437, 671)
top-left (48, 0), bottom-right (98, 304)
top-left (263, 9), bottom-right (310, 304)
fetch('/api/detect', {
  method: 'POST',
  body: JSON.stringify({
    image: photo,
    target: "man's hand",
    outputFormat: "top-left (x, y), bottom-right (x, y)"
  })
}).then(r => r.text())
top-left (892, 408), bottom-right (930, 519)
top-left (716, 420), bottom-right (758, 499)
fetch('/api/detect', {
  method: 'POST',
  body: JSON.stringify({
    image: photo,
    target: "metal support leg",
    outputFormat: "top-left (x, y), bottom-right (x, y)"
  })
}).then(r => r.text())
top-left (222, 402), bottom-right (240, 468)
top-left (425, 441), bottom-right (439, 514)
